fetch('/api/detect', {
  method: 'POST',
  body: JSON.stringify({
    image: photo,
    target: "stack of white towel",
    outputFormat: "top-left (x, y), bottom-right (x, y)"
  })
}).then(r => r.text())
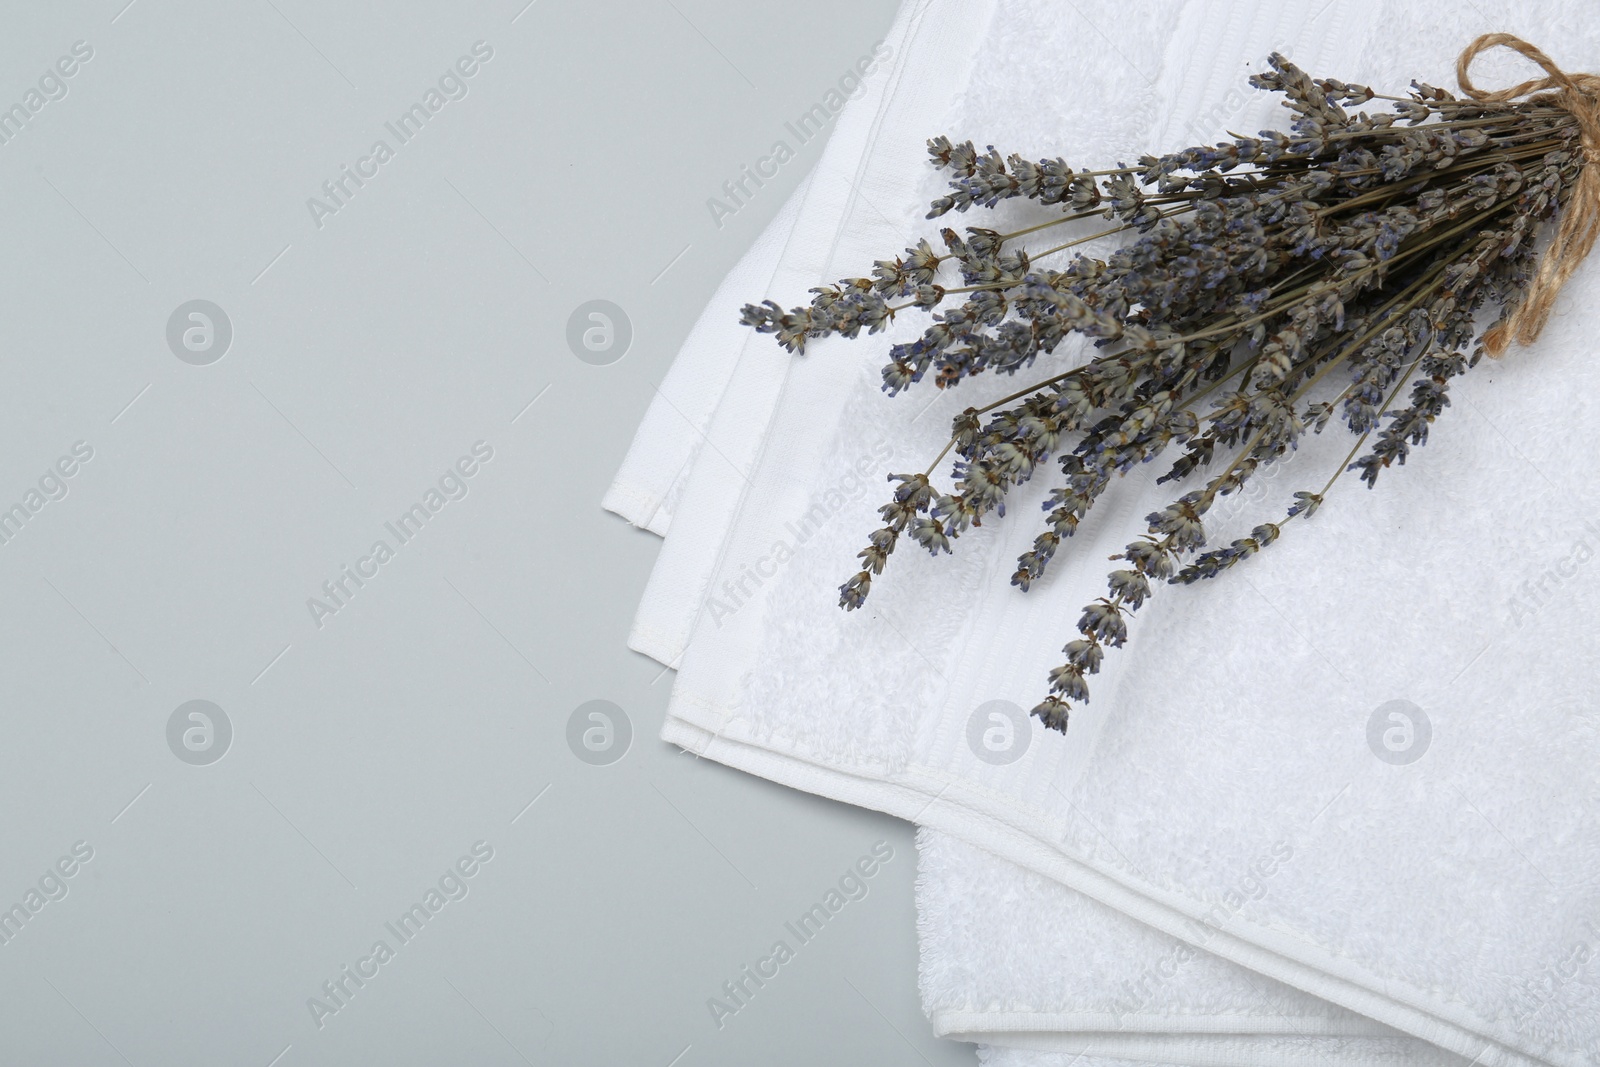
top-left (605, 2), bottom-right (1600, 1065)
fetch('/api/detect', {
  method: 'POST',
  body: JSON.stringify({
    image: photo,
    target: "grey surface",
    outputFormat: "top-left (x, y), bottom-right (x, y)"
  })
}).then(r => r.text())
top-left (0, 2), bottom-right (976, 1064)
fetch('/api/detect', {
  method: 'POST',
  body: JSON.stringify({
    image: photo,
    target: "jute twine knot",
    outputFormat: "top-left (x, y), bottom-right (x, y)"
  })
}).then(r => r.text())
top-left (1455, 33), bottom-right (1600, 356)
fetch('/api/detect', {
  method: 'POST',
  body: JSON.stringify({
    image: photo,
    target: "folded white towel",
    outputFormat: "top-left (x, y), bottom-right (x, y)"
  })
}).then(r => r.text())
top-left (627, 2), bottom-right (1600, 1067)
top-left (608, 0), bottom-right (1600, 1062)
top-left (608, 1), bottom-right (1558, 1064)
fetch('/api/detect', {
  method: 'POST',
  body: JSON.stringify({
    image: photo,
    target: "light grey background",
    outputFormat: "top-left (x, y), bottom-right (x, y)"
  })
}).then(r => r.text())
top-left (0, 1), bottom-right (976, 1064)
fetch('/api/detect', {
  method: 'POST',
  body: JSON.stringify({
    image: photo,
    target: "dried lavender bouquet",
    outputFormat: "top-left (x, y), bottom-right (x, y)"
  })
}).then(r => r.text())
top-left (740, 37), bottom-right (1599, 733)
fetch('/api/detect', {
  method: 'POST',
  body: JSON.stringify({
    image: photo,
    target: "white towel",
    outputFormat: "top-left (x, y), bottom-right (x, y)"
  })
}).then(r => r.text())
top-left (653, 0), bottom-right (1600, 1060)
top-left (611, 4), bottom-right (1600, 1062)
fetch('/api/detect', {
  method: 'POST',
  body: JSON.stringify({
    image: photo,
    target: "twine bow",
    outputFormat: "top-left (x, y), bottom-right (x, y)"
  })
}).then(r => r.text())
top-left (1455, 33), bottom-right (1600, 355)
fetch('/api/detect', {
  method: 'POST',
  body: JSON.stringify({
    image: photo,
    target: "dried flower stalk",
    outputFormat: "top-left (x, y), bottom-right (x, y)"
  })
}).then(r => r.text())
top-left (740, 44), bottom-right (1591, 734)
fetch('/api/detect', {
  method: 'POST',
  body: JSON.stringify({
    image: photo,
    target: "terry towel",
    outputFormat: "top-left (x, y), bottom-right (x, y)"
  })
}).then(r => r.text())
top-left (610, 0), bottom-right (1600, 1064)
top-left (656, 0), bottom-right (1600, 1060)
